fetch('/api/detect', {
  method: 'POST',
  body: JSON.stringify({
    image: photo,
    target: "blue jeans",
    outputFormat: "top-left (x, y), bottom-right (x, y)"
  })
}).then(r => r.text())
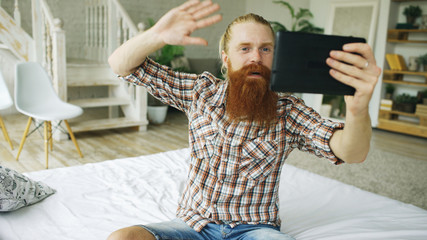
top-left (139, 219), bottom-right (295, 240)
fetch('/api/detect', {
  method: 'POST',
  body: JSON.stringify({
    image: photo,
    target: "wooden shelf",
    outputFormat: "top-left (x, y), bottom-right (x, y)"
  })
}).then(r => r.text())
top-left (392, 0), bottom-right (427, 2)
top-left (388, 29), bottom-right (427, 33)
top-left (383, 79), bottom-right (427, 87)
top-left (377, 118), bottom-right (427, 138)
top-left (387, 29), bottom-right (427, 43)
top-left (378, 110), bottom-right (427, 138)
top-left (380, 2), bottom-right (427, 138)
top-left (387, 39), bottom-right (427, 44)
top-left (383, 70), bottom-right (427, 78)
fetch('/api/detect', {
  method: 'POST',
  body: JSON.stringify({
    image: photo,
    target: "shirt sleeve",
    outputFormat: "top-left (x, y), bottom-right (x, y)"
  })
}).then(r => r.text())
top-left (286, 98), bottom-right (345, 165)
top-left (119, 57), bottom-right (198, 112)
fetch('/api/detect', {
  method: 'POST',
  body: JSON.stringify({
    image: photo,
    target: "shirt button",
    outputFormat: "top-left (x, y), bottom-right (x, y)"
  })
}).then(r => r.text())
top-left (214, 204), bottom-right (217, 208)
top-left (219, 180), bottom-right (224, 183)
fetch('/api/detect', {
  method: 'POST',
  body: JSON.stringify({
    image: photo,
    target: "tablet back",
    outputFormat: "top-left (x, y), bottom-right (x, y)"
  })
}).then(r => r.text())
top-left (270, 31), bottom-right (366, 95)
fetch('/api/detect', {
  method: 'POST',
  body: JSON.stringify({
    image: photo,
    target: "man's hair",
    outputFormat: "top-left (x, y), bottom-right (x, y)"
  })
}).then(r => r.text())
top-left (219, 13), bottom-right (274, 76)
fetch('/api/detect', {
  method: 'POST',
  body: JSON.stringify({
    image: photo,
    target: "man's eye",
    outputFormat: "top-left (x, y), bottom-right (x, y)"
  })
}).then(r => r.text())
top-left (261, 47), bottom-right (271, 52)
top-left (241, 47), bottom-right (249, 51)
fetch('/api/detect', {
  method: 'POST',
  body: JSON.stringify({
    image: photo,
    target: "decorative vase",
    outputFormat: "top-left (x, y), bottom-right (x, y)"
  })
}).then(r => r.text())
top-left (408, 57), bottom-right (418, 71)
top-left (320, 104), bottom-right (332, 118)
top-left (147, 105), bottom-right (168, 124)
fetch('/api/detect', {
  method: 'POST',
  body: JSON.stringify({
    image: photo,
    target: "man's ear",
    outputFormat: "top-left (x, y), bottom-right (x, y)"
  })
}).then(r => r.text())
top-left (221, 50), bottom-right (228, 69)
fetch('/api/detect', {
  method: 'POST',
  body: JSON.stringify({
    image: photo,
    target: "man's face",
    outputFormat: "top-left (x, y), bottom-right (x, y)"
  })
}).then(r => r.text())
top-left (222, 22), bottom-right (274, 73)
top-left (223, 22), bottom-right (277, 124)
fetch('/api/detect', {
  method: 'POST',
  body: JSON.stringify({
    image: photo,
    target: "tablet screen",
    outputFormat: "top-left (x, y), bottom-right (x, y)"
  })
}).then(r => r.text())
top-left (270, 31), bottom-right (366, 95)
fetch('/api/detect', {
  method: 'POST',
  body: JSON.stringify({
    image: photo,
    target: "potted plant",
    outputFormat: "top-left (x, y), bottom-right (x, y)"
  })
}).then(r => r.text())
top-left (416, 53), bottom-right (427, 72)
top-left (394, 93), bottom-right (418, 113)
top-left (403, 5), bottom-right (422, 25)
top-left (269, 1), bottom-right (323, 33)
top-left (385, 84), bottom-right (395, 100)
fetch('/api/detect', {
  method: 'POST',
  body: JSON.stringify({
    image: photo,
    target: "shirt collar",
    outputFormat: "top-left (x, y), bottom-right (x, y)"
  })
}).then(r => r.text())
top-left (209, 80), bottom-right (228, 107)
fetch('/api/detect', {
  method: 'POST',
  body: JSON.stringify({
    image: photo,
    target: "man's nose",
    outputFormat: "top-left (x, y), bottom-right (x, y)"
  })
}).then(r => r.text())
top-left (250, 50), bottom-right (262, 63)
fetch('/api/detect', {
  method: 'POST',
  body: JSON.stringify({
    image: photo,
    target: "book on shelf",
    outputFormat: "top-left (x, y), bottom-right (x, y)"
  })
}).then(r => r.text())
top-left (385, 54), bottom-right (407, 71)
top-left (380, 99), bottom-right (393, 111)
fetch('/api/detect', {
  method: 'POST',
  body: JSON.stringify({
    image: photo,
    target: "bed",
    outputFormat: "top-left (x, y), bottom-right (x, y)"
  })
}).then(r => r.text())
top-left (1, 148), bottom-right (427, 240)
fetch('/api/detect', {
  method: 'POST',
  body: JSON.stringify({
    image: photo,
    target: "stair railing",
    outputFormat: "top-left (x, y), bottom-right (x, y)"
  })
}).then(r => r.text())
top-left (33, 0), bottom-right (67, 101)
top-left (85, 0), bottom-right (147, 125)
top-left (0, 4), bottom-right (34, 62)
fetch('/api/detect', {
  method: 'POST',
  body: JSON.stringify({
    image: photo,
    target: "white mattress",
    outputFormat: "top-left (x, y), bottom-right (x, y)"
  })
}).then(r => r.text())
top-left (1, 148), bottom-right (426, 240)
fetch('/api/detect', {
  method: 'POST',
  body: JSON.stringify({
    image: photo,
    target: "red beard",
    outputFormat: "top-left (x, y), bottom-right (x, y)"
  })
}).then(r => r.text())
top-left (226, 62), bottom-right (278, 125)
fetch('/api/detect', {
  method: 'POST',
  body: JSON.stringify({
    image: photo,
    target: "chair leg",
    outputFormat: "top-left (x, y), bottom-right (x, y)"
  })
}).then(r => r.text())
top-left (48, 121), bottom-right (53, 151)
top-left (64, 120), bottom-right (83, 158)
top-left (16, 117), bottom-right (32, 161)
top-left (0, 116), bottom-right (13, 150)
top-left (44, 121), bottom-right (49, 169)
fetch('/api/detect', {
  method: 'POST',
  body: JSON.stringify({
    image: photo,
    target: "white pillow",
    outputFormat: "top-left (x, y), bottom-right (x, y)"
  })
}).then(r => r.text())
top-left (0, 166), bottom-right (56, 212)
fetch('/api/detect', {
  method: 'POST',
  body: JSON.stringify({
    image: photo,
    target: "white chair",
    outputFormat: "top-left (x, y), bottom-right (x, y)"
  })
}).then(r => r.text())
top-left (15, 62), bottom-right (83, 168)
top-left (0, 70), bottom-right (14, 150)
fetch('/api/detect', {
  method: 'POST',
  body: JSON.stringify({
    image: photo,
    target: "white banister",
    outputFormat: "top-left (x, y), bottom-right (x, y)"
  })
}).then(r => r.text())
top-left (37, 0), bottom-right (67, 101)
top-left (85, 0), bottom-right (141, 62)
top-left (0, 6), bottom-right (34, 61)
top-left (13, 0), bottom-right (20, 27)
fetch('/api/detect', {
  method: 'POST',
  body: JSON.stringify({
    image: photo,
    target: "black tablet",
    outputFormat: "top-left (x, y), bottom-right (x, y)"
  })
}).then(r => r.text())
top-left (270, 31), bottom-right (366, 95)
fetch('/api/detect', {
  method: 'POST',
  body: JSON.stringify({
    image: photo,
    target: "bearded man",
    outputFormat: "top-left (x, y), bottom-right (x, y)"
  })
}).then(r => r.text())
top-left (107, 1), bottom-right (381, 239)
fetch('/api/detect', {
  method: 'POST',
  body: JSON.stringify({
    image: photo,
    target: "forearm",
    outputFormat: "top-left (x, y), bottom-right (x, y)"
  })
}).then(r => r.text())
top-left (330, 110), bottom-right (372, 163)
top-left (108, 28), bottom-right (165, 76)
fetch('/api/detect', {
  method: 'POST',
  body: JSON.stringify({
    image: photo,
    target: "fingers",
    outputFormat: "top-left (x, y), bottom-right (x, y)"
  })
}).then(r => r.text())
top-left (178, 0), bottom-right (200, 11)
top-left (182, 36), bottom-right (208, 46)
top-left (326, 43), bottom-right (381, 92)
top-left (192, 1), bottom-right (220, 20)
top-left (187, 0), bottom-right (213, 15)
top-left (196, 14), bottom-right (223, 29)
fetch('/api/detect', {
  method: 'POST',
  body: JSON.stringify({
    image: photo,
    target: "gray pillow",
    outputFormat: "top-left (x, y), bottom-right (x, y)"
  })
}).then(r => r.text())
top-left (0, 166), bottom-right (56, 212)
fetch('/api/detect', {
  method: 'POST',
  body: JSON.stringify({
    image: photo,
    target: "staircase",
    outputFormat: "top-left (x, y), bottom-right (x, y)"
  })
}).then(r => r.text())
top-left (0, 0), bottom-right (148, 134)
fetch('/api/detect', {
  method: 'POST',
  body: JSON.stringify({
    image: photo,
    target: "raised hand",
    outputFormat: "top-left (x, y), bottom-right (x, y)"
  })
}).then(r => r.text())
top-left (109, 0), bottom-right (222, 76)
top-left (326, 43), bottom-right (382, 116)
top-left (152, 0), bottom-right (222, 46)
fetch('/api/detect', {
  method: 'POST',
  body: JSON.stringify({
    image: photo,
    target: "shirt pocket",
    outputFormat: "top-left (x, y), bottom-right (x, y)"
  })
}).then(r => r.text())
top-left (191, 120), bottom-right (217, 160)
top-left (240, 139), bottom-right (279, 183)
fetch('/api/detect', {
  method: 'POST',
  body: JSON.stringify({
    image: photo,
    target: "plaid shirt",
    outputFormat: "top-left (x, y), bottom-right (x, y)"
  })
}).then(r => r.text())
top-left (121, 58), bottom-right (344, 232)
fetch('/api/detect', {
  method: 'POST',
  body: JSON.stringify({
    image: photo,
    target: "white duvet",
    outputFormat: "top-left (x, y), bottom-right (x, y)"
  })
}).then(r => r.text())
top-left (1, 148), bottom-right (426, 240)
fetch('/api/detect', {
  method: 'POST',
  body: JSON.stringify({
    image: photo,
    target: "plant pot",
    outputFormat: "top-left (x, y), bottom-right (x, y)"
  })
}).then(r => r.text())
top-left (320, 104), bottom-right (332, 118)
top-left (147, 105), bottom-right (168, 124)
top-left (406, 16), bottom-right (416, 25)
top-left (393, 103), bottom-right (416, 113)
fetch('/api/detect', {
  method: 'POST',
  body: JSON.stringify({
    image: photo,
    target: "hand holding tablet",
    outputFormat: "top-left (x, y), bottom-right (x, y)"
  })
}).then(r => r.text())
top-left (270, 31), bottom-right (367, 95)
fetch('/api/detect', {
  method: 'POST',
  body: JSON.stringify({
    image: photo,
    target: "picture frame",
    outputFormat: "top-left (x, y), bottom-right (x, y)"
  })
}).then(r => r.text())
top-left (325, 0), bottom-right (380, 47)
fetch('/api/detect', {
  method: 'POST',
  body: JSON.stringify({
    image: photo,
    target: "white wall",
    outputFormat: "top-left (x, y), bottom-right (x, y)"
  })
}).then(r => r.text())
top-left (245, 0), bottom-right (310, 28)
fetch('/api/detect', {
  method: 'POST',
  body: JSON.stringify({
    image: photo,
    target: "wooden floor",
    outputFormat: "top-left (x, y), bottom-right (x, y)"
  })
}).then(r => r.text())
top-left (0, 109), bottom-right (426, 173)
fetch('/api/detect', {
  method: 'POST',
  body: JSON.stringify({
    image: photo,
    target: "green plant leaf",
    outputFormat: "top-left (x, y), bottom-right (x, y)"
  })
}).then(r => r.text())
top-left (295, 8), bottom-right (313, 20)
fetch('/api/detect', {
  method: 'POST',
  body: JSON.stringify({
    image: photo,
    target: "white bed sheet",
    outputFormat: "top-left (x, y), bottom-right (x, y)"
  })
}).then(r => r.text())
top-left (1, 148), bottom-right (426, 240)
